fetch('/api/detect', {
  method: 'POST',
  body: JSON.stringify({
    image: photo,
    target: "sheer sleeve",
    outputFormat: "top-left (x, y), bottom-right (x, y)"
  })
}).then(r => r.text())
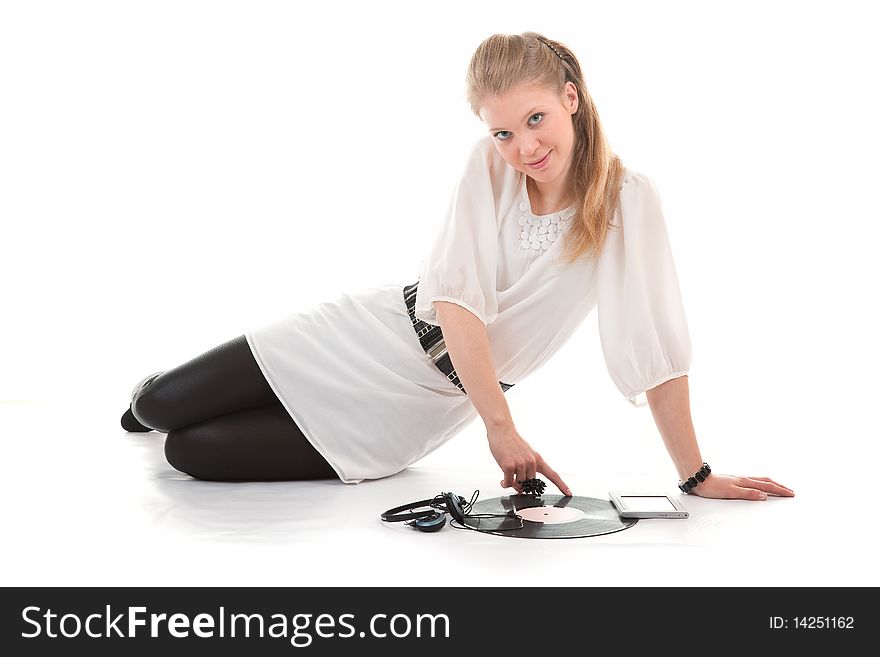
top-left (597, 171), bottom-right (692, 407)
top-left (413, 137), bottom-right (499, 327)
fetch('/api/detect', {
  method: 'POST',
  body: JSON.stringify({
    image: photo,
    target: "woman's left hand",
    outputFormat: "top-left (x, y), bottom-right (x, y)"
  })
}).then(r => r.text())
top-left (689, 474), bottom-right (795, 500)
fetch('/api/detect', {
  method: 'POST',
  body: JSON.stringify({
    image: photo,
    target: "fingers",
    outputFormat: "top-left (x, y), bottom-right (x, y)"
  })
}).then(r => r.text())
top-left (734, 486), bottom-right (768, 501)
top-left (743, 477), bottom-right (795, 496)
top-left (500, 468), bottom-right (525, 493)
top-left (500, 457), bottom-right (537, 493)
top-left (499, 454), bottom-right (572, 496)
top-left (536, 455), bottom-right (573, 497)
top-left (500, 464), bottom-right (517, 492)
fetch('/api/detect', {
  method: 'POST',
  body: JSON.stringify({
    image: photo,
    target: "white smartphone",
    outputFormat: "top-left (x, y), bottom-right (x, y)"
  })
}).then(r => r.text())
top-left (608, 492), bottom-right (689, 519)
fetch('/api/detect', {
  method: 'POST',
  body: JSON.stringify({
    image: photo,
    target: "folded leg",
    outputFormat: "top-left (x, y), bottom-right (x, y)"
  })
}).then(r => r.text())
top-left (131, 334), bottom-right (279, 433)
top-left (164, 403), bottom-right (337, 482)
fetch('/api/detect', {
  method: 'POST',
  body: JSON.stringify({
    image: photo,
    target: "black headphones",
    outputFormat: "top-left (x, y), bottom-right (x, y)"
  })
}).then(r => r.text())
top-left (380, 489), bottom-right (528, 534)
top-left (380, 492), bottom-right (468, 532)
top-left (382, 481), bottom-right (548, 534)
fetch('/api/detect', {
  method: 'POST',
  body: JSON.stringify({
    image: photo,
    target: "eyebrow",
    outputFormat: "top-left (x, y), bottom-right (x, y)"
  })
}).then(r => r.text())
top-left (487, 106), bottom-right (545, 133)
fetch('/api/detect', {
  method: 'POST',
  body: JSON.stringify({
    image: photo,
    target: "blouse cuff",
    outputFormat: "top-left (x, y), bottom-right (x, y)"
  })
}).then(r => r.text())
top-left (414, 295), bottom-right (492, 327)
top-left (624, 370), bottom-right (689, 408)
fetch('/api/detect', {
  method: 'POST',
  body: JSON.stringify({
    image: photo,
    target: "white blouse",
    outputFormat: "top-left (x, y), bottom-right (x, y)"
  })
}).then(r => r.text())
top-left (245, 135), bottom-right (691, 484)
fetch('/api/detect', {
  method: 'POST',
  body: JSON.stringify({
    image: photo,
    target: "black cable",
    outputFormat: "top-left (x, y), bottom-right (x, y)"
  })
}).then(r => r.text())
top-left (447, 489), bottom-right (525, 534)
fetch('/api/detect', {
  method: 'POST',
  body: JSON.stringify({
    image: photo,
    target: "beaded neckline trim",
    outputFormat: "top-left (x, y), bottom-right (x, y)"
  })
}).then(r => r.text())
top-left (516, 175), bottom-right (577, 254)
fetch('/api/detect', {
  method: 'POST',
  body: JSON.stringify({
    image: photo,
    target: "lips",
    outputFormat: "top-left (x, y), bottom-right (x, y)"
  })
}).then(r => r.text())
top-left (526, 152), bottom-right (550, 166)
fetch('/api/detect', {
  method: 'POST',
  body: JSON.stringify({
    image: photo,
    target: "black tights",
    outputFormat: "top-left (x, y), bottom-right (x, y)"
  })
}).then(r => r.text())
top-left (131, 335), bottom-right (338, 482)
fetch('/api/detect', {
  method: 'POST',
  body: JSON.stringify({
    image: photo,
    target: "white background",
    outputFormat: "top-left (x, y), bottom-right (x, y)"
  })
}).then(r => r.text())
top-left (2, 0), bottom-right (878, 587)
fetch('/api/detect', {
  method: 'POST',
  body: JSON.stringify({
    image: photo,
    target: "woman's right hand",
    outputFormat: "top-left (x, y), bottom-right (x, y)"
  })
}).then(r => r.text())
top-left (486, 424), bottom-right (573, 496)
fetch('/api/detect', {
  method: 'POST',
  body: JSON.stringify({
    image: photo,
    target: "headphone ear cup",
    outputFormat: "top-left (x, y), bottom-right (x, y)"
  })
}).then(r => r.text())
top-left (413, 511), bottom-right (446, 532)
top-left (443, 492), bottom-right (466, 525)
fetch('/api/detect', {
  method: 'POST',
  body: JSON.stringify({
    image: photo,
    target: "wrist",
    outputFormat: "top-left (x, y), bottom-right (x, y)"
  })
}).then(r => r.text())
top-left (678, 462), bottom-right (711, 494)
top-left (677, 458), bottom-right (705, 481)
top-left (484, 416), bottom-right (515, 434)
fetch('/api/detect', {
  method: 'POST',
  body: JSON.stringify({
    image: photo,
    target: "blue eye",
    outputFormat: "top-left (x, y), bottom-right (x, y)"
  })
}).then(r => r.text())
top-left (494, 113), bottom-right (544, 141)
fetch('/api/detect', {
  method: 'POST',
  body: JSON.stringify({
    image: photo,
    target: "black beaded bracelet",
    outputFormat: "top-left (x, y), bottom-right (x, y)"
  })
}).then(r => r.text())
top-left (678, 462), bottom-right (711, 494)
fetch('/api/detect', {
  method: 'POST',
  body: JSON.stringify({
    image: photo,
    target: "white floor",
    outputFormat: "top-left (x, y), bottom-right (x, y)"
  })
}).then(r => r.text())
top-left (2, 378), bottom-right (875, 587)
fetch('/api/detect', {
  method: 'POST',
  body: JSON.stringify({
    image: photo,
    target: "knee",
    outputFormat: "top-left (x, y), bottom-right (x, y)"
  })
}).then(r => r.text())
top-left (131, 382), bottom-right (176, 434)
top-left (164, 429), bottom-right (209, 480)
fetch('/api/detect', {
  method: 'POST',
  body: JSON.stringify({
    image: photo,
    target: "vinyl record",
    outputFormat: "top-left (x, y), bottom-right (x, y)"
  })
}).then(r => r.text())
top-left (465, 494), bottom-right (637, 539)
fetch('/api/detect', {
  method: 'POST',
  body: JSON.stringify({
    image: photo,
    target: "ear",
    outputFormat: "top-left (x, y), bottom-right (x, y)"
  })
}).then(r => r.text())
top-left (564, 81), bottom-right (579, 114)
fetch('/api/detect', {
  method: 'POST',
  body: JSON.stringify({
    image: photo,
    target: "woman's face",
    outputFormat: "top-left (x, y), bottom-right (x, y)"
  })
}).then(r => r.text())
top-left (479, 81), bottom-right (579, 186)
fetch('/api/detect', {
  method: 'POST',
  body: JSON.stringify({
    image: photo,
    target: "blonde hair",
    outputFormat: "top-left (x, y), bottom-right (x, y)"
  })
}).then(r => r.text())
top-left (466, 32), bottom-right (625, 264)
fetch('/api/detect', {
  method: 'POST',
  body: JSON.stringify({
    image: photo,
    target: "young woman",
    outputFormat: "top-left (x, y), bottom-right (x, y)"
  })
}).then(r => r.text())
top-left (121, 31), bottom-right (794, 502)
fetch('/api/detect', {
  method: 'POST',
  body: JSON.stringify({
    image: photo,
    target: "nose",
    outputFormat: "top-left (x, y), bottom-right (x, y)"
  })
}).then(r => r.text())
top-left (519, 139), bottom-right (540, 158)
